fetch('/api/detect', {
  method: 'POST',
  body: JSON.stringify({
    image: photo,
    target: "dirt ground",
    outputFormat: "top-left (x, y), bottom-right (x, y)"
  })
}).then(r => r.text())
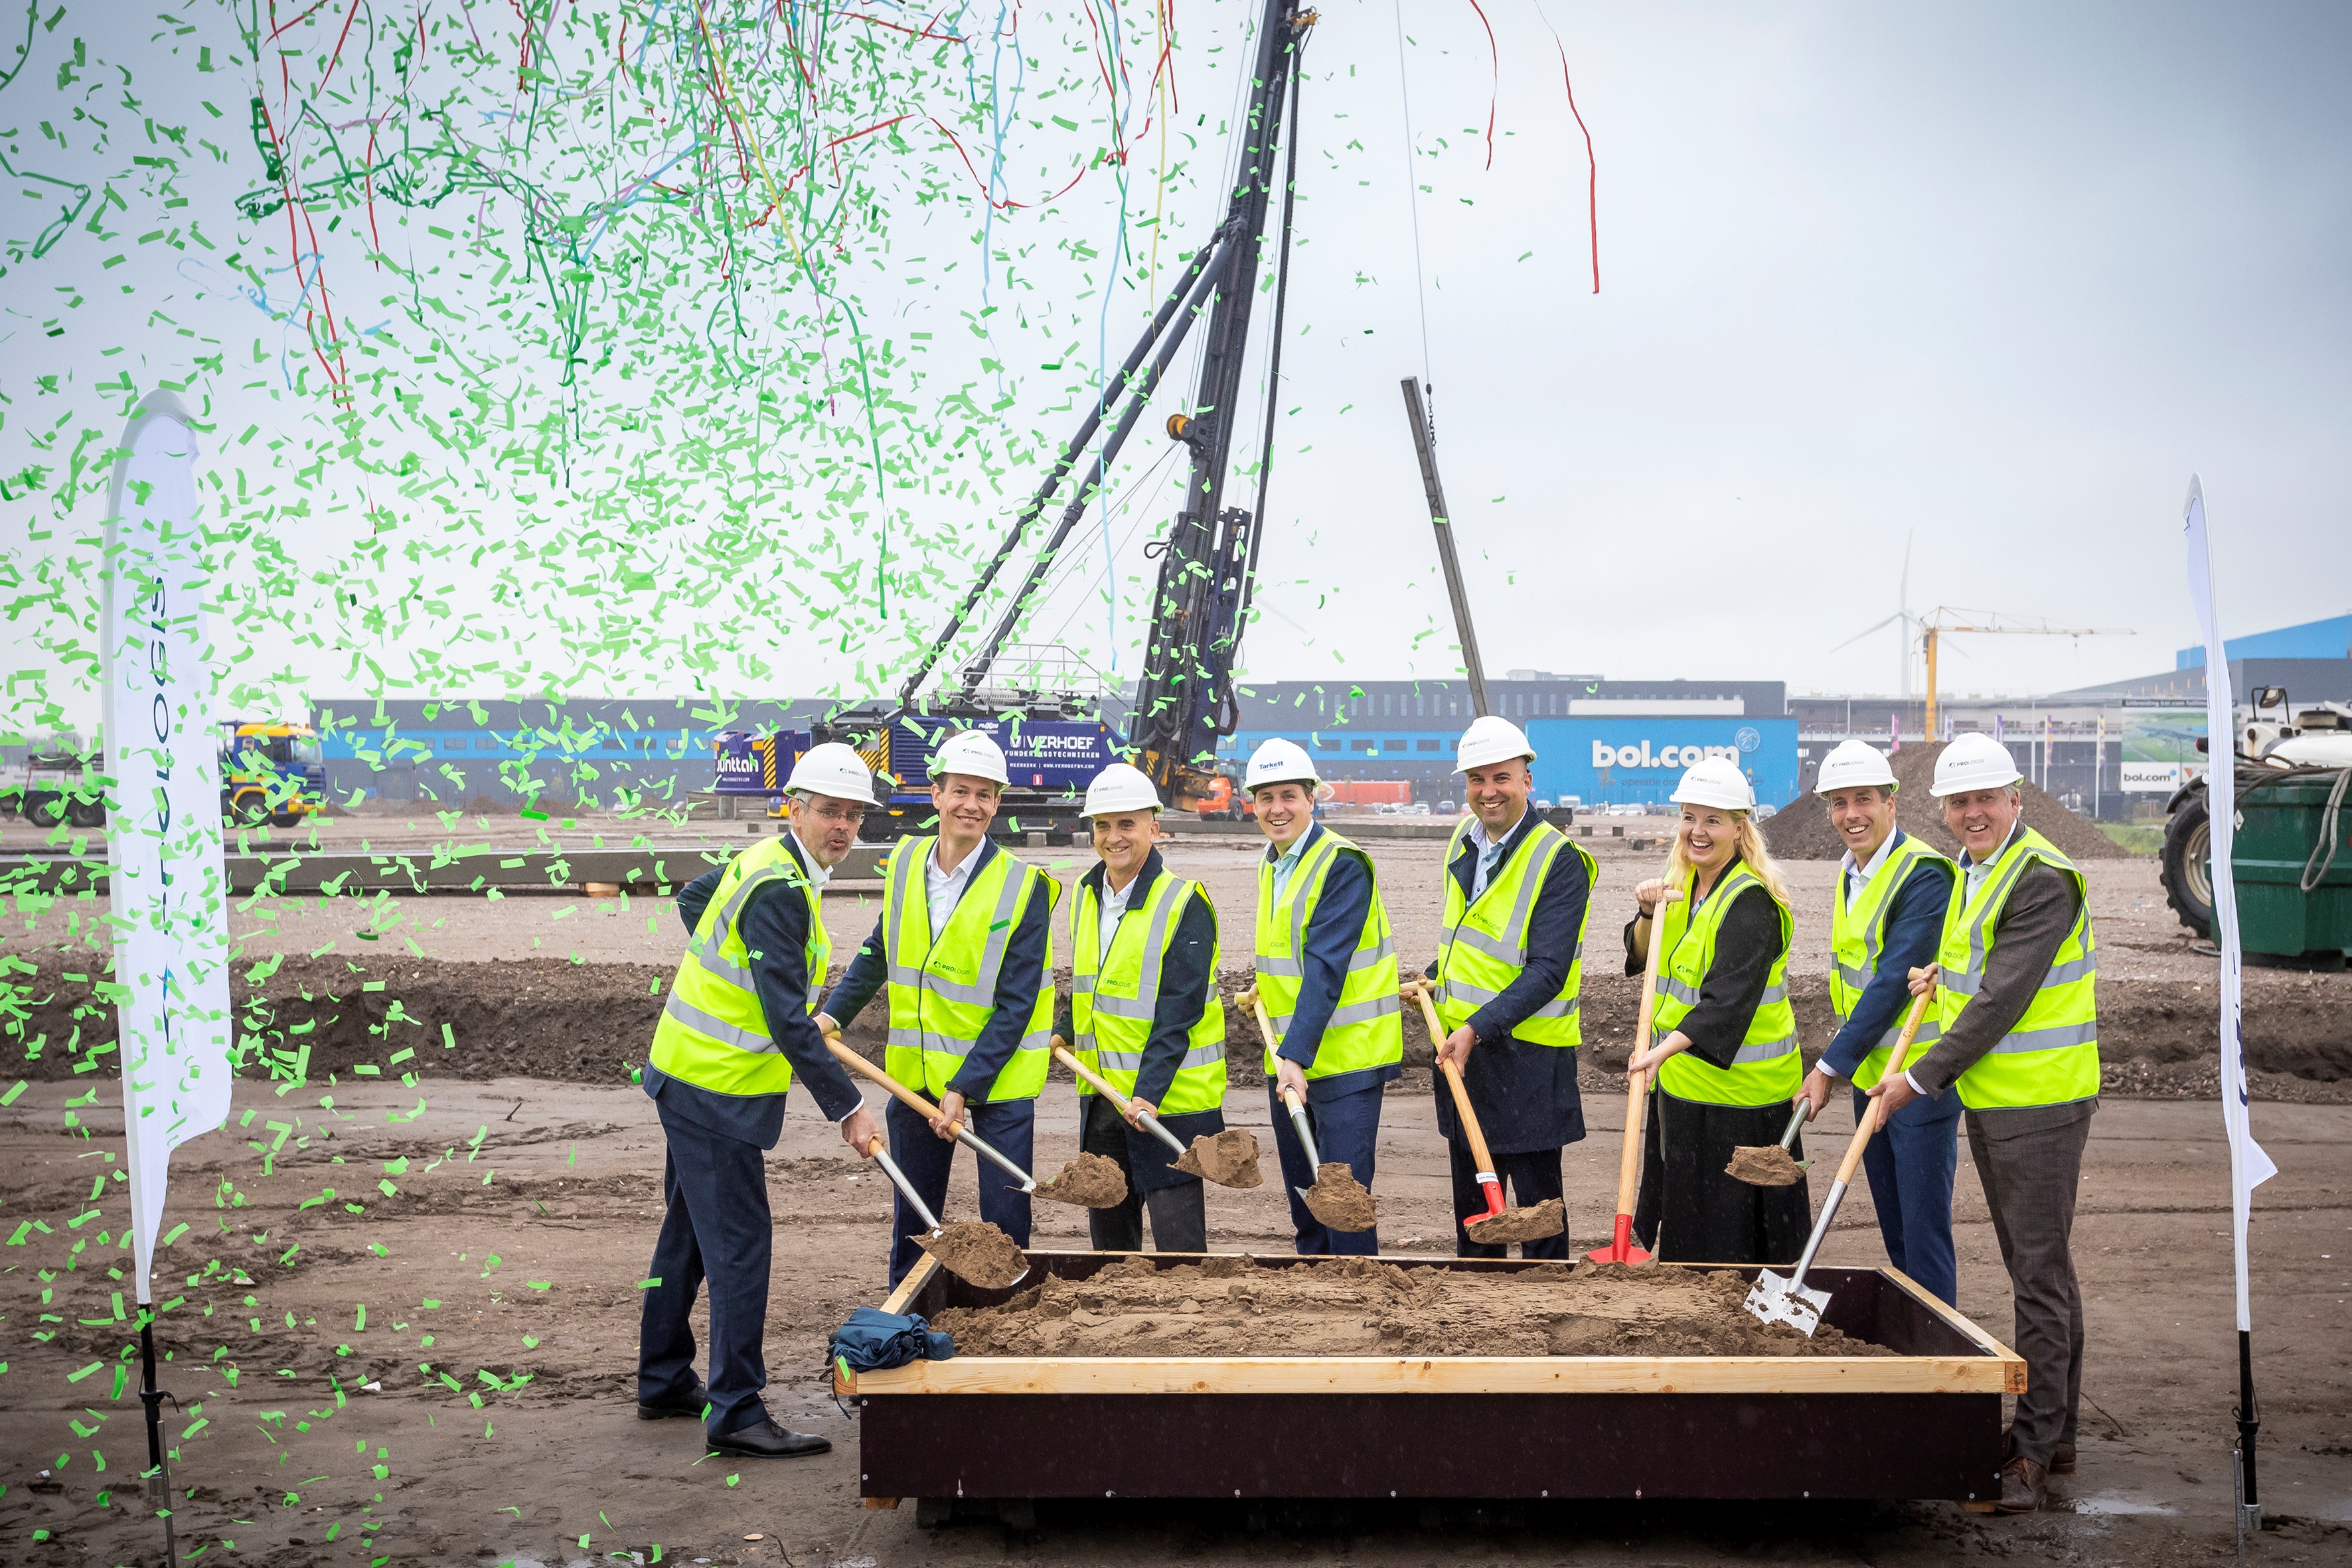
top-left (7, 821), bottom-right (2352, 1565)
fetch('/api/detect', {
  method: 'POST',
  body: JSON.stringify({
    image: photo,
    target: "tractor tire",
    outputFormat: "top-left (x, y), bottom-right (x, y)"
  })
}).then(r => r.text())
top-left (2160, 793), bottom-right (2214, 941)
top-left (24, 791), bottom-right (68, 828)
top-left (231, 790), bottom-right (271, 827)
top-left (67, 795), bottom-right (106, 829)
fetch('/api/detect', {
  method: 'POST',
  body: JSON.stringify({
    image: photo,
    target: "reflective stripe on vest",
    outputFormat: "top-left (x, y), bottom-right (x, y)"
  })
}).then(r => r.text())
top-left (1253, 828), bottom-right (1405, 1081)
top-left (1935, 827), bottom-right (2100, 1110)
top-left (1652, 860), bottom-right (1802, 1106)
top-left (647, 836), bottom-right (828, 1097)
top-left (1431, 816), bottom-right (1595, 1048)
top-left (1828, 831), bottom-right (1951, 1089)
top-left (879, 838), bottom-right (1059, 1101)
top-left (1071, 872), bottom-right (1228, 1113)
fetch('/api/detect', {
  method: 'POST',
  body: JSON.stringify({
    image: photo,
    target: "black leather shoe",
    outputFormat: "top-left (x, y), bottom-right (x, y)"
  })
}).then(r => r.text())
top-left (708, 1418), bottom-right (831, 1458)
top-left (1996, 1456), bottom-right (2047, 1514)
top-left (636, 1382), bottom-right (708, 1421)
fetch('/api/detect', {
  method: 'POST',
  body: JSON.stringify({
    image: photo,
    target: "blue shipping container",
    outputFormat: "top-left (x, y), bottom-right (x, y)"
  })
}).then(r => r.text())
top-left (1526, 718), bottom-right (1800, 809)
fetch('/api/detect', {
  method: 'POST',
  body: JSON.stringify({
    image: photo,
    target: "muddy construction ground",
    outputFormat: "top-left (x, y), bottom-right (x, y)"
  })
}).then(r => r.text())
top-left (5, 824), bottom-right (2351, 1567)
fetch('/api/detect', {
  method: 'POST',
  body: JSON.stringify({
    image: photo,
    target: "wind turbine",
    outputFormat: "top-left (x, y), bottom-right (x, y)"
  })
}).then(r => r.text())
top-left (1831, 532), bottom-right (1917, 700)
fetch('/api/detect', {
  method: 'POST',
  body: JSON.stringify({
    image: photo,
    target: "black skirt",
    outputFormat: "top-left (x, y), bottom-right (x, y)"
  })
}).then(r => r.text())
top-left (1632, 1089), bottom-right (1813, 1265)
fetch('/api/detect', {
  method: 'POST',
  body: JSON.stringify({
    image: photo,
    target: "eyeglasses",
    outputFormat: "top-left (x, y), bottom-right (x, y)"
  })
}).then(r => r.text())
top-left (801, 801), bottom-right (868, 825)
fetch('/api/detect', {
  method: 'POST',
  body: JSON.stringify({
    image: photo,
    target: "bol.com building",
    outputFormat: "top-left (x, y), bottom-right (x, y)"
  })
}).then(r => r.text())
top-left (1215, 677), bottom-right (1800, 809)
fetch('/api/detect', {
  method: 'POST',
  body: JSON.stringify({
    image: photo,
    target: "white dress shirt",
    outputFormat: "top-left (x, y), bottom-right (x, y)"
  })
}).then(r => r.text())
top-left (789, 831), bottom-right (832, 891)
top-left (1268, 826), bottom-right (1315, 905)
top-left (925, 839), bottom-right (979, 935)
top-left (1099, 869), bottom-right (1140, 953)
top-left (1839, 826), bottom-right (1899, 913)
top-left (1463, 808), bottom-right (1525, 900)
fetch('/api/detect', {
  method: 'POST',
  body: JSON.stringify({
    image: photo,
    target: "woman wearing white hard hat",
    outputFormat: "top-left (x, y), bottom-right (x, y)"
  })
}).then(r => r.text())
top-left (819, 728), bottom-right (1060, 1287)
top-left (1890, 731), bottom-right (2100, 1512)
top-left (639, 741), bottom-right (882, 1458)
top-left (1061, 763), bottom-right (1227, 1253)
top-left (1419, 714), bottom-right (1596, 1260)
top-left (1794, 739), bottom-right (1960, 1307)
top-left (1623, 753), bottom-right (1809, 1265)
top-left (1247, 736), bottom-right (1405, 1255)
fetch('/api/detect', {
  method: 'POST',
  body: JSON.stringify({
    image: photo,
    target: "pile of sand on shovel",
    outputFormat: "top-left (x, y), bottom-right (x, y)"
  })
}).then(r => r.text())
top-left (1724, 1145), bottom-right (1804, 1187)
top-left (1172, 1128), bottom-right (1265, 1188)
top-left (1301, 1162), bottom-right (1377, 1232)
top-left (1464, 1197), bottom-right (1565, 1245)
top-left (914, 1222), bottom-right (1030, 1290)
top-left (1032, 1152), bottom-right (1129, 1208)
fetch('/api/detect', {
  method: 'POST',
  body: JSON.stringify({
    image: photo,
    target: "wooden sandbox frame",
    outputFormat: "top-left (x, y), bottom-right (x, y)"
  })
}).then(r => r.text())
top-left (839, 1251), bottom-right (2024, 1508)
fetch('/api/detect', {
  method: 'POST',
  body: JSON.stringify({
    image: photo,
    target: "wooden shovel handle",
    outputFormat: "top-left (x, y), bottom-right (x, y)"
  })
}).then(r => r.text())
top-left (1833, 989), bottom-right (1936, 1187)
top-left (1409, 984), bottom-right (1498, 1175)
top-left (1051, 1042), bottom-right (1133, 1111)
top-left (1614, 890), bottom-right (1682, 1219)
top-left (824, 1036), bottom-right (959, 1133)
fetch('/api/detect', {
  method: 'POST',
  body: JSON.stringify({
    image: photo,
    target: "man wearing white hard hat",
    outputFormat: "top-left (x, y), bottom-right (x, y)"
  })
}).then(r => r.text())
top-left (819, 728), bottom-right (1059, 1286)
top-left (1890, 732), bottom-right (2100, 1512)
top-left (1061, 761), bottom-right (1227, 1252)
top-left (1419, 714), bottom-right (1595, 1259)
top-left (638, 741), bottom-right (883, 1459)
top-left (1624, 754), bottom-right (1810, 1265)
top-left (1247, 736), bottom-right (1404, 1255)
top-left (1794, 740), bottom-right (1960, 1306)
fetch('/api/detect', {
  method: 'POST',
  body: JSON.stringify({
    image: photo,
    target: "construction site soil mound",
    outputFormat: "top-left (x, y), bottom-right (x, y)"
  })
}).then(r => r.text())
top-left (1762, 741), bottom-right (2125, 862)
top-left (1726, 1144), bottom-right (1806, 1186)
top-left (1301, 1162), bottom-right (1377, 1231)
top-left (1172, 1127), bottom-right (1263, 1187)
top-left (10, 954), bottom-right (2349, 1101)
top-left (931, 1255), bottom-right (1891, 1358)
top-left (1032, 1152), bottom-right (1127, 1208)
top-left (914, 1221), bottom-right (1030, 1290)
top-left (1464, 1197), bottom-right (1565, 1245)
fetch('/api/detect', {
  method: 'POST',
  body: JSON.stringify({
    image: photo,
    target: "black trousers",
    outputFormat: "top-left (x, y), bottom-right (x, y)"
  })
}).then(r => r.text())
top-left (886, 1095), bottom-right (1034, 1287)
top-left (1633, 1089), bottom-right (1812, 1265)
top-left (1081, 1096), bottom-right (1208, 1253)
top-left (1449, 1141), bottom-right (1569, 1259)
top-left (638, 1101), bottom-right (772, 1439)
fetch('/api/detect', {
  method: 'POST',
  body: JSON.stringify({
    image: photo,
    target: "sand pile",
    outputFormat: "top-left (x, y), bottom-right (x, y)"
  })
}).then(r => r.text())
top-left (1032, 1152), bottom-right (1127, 1208)
top-left (1725, 1145), bottom-right (1805, 1186)
top-left (931, 1255), bottom-right (1891, 1358)
top-left (1763, 742), bottom-right (2122, 862)
top-left (1172, 1128), bottom-right (1264, 1187)
top-left (1300, 1162), bottom-right (1377, 1231)
top-left (1464, 1197), bottom-right (1565, 1245)
top-left (914, 1222), bottom-right (1030, 1290)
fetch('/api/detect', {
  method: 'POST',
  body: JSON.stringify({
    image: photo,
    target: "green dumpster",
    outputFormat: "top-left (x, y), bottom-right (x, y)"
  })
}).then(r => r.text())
top-left (2231, 769), bottom-right (2352, 958)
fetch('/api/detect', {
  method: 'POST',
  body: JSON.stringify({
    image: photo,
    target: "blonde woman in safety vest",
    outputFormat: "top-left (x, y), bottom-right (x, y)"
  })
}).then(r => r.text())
top-left (1061, 763), bottom-right (1226, 1253)
top-left (638, 743), bottom-right (882, 1460)
top-left (817, 730), bottom-right (1058, 1287)
top-left (1623, 755), bottom-right (1810, 1265)
top-left (1794, 739), bottom-right (1960, 1304)
top-left (1247, 737), bottom-right (1404, 1255)
top-left (1888, 732), bottom-right (2100, 1514)
top-left (1421, 716), bottom-right (1596, 1259)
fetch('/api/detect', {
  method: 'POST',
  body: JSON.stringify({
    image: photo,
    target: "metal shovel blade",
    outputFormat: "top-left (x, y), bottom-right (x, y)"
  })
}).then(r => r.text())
top-left (1744, 1267), bottom-right (1830, 1337)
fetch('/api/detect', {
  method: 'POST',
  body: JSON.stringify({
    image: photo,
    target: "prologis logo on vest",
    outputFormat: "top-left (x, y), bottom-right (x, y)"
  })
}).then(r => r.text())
top-left (1592, 740), bottom-right (1748, 771)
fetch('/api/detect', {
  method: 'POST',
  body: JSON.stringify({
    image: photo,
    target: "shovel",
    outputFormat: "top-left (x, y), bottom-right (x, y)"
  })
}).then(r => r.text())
top-left (1050, 1040), bottom-right (1263, 1190)
top-left (1589, 888), bottom-right (1681, 1264)
top-left (1241, 987), bottom-right (1377, 1231)
top-left (1406, 982), bottom-right (1563, 1245)
top-left (823, 1037), bottom-right (1040, 1195)
top-left (861, 1135), bottom-right (1030, 1291)
top-left (1727, 1101), bottom-right (1814, 1188)
top-left (1744, 988), bottom-right (1934, 1336)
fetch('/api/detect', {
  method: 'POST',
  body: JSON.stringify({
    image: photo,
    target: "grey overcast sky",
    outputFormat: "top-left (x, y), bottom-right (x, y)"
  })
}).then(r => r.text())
top-left (7, 1), bottom-right (2349, 724)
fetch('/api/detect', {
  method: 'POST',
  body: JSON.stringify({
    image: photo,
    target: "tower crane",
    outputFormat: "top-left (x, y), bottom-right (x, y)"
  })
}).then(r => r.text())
top-left (1917, 610), bottom-right (2132, 738)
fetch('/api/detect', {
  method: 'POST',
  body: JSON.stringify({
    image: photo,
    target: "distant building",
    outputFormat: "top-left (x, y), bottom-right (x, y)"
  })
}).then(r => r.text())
top-left (2176, 612), bottom-right (2351, 669)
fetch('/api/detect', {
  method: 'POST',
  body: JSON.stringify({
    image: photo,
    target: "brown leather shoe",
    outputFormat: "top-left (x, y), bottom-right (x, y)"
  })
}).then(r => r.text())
top-left (2001, 1427), bottom-right (2077, 1474)
top-left (1996, 1456), bottom-right (2047, 1514)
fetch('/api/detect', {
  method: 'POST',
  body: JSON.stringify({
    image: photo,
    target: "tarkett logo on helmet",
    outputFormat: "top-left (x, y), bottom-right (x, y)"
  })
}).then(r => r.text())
top-left (1592, 740), bottom-right (1744, 771)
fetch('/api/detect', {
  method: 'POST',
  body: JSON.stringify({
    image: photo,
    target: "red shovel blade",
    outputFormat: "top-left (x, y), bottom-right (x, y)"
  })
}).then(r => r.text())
top-left (1475, 1173), bottom-right (1507, 1221)
top-left (1586, 1212), bottom-right (1652, 1265)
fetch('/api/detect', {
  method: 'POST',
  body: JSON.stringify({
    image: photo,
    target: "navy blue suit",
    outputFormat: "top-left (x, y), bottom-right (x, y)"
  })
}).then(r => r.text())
top-left (1819, 834), bottom-right (1960, 1305)
top-left (1265, 824), bottom-right (1395, 1255)
top-left (1425, 811), bottom-right (1591, 1259)
top-left (638, 838), bottom-right (865, 1440)
top-left (822, 838), bottom-right (1054, 1286)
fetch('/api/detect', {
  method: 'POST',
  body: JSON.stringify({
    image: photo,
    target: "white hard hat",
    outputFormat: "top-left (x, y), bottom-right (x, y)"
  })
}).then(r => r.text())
top-left (1670, 753), bottom-right (1757, 811)
top-left (1245, 737), bottom-right (1319, 793)
top-left (786, 742), bottom-right (879, 806)
top-left (928, 728), bottom-right (1009, 787)
top-left (1083, 761), bottom-right (1162, 817)
top-left (1453, 713), bottom-right (1537, 773)
top-left (1812, 738), bottom-right (1898, 795)
top-left (1929, 732), bottom-right (2023, 797)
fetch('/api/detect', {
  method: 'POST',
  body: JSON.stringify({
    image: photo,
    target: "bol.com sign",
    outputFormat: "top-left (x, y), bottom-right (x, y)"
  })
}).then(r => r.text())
top-left (1594, 728), bottom-right (1759, 771)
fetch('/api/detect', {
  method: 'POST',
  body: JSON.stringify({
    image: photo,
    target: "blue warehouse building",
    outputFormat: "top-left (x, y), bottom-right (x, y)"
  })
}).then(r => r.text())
top-left (1215, 677), bottom-right (1798, 809)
